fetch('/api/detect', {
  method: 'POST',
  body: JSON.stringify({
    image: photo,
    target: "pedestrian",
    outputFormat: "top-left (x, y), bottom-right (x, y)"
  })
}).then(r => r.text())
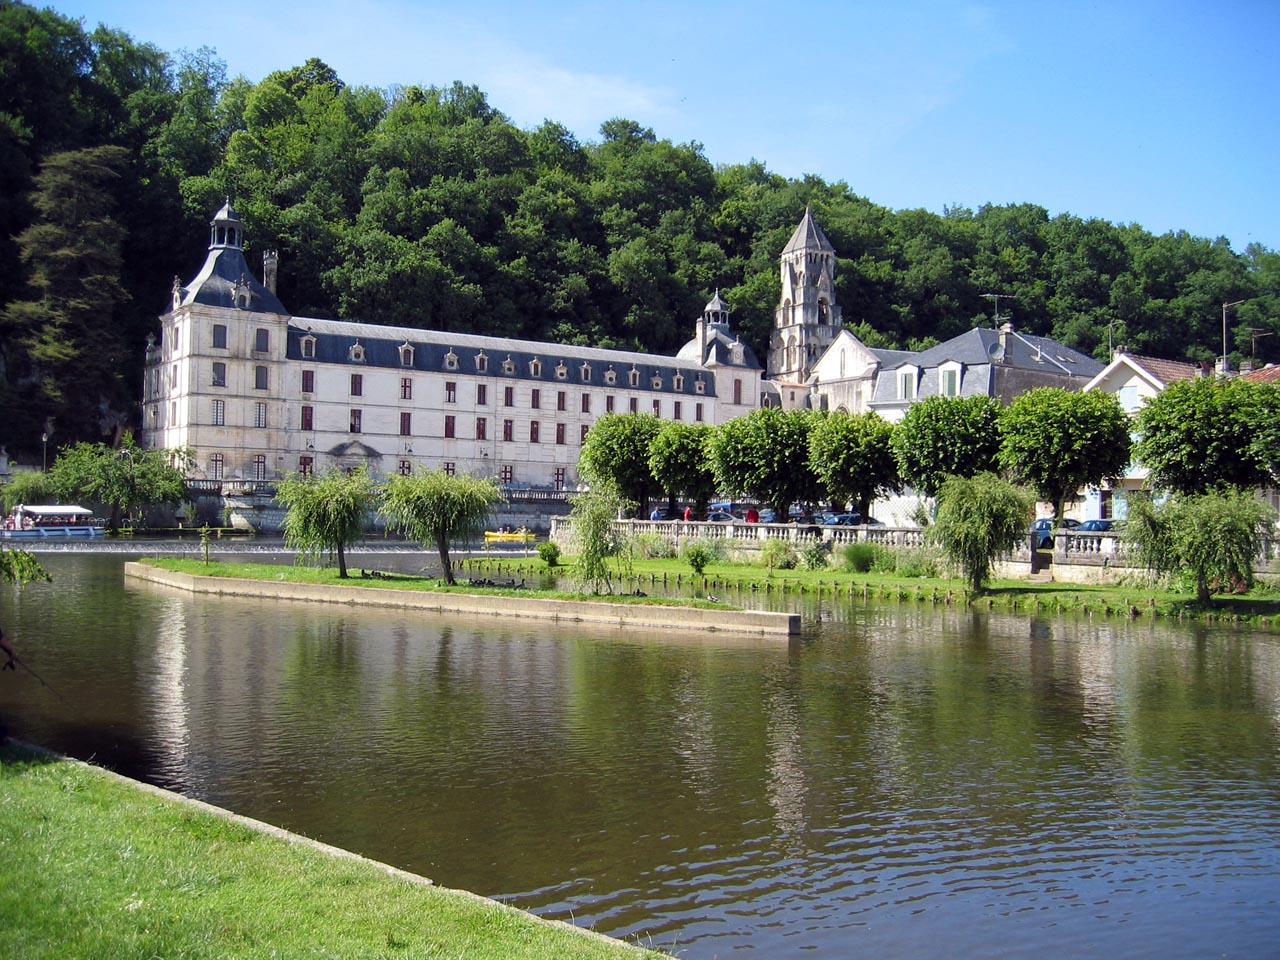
top-left (683, 505), bottom-right (693, 522)
top-left (746, 506), bottom-right (759, 524)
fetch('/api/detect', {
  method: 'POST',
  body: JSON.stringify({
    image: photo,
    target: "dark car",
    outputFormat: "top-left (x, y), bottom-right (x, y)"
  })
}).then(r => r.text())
top-left (1076, 519), bottom-right (1115, 532)
top-left (1029, 517), bottom-right (1080, 549)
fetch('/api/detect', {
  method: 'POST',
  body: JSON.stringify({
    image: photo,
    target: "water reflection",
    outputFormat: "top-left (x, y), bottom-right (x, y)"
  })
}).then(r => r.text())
top-left (3, 555), bottom-right (1279, 959)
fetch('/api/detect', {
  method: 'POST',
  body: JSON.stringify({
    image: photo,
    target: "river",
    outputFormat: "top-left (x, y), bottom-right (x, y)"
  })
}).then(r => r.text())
top-left (3, 552), bottom-right (1279, 958)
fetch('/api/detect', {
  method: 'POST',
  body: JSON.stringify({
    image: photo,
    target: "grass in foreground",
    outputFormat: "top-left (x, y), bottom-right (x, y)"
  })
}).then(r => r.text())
top-left (0, 743), bottom-right (661, 960)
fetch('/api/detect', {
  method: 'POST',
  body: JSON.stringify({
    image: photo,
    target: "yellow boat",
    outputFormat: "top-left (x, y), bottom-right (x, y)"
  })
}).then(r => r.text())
top-left (484, 529), bottom-right (536, 544)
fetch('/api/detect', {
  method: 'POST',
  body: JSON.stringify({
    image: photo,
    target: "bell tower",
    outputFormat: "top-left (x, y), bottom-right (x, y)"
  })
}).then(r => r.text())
top-left (768, 208), bottom-right (842, 382)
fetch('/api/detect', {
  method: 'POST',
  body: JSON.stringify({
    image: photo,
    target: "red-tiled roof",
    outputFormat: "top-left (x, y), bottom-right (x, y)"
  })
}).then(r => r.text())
top-left (1120, 353), bottom-right (1201, 386)
top-left (1241, 364), bottom-right (1280, 383)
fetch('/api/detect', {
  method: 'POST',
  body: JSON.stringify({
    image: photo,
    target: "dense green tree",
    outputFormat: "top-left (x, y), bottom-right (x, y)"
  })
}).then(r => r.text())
top-left (567, 487), bottom-right (629, 595)
top-left (929, 472), bottom-right (1035, 597)
top-left (578, 413), bottom-right (661, 516)
top-left (892, 395), bottom-right (1003, 498)
top-left (706, 408), bottom-right (820, 517)
top-left (997, 388), bottom-right (1130, 520)
top-left (1134, 376), bottom-right (1273, 494)
top-left (807, 412), bottom-right (900, 516)
top-left (276, 466), bottom-right (378, 578)
top-left (48, 436), bottom-right (188, 530)
top-left (382, 469), bottom-right (504, 585)
top-left (1, 470), bottom-right (56, 511)
top-left (1125, 488), bottom-right (1275, 604)
top-left (647, 422), bottom-right (716, 516)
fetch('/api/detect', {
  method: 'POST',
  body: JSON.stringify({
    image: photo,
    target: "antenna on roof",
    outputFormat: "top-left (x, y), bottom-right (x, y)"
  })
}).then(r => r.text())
top-left (1249, 328), bottom-right (1274, 359)
top-left (981, 292), bottom-right (1015, 327)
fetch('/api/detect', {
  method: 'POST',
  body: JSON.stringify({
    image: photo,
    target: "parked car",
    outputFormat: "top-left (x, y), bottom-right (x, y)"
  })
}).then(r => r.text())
top-left (1076, 519), bottom-right (1115, 532)
top-left (1029, 517), bottom-right (1080, 549)
top-left (824, 513), bottom-right (862, 525)
top-left (706, 510), bottom-right (737, 522)
top-left (757, 508), bottom-right (778, 523)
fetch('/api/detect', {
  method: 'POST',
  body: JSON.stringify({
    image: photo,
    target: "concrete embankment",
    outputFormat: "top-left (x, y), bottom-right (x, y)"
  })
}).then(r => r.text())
top-left (124, 562), bottom-right (801, 636)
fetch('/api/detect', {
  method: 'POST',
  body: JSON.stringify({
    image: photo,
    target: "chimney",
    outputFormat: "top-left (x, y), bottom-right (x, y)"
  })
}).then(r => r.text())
top-left (263, 249), bottom-right (278, 295)
top-left (999, 321), bottom-right (1014, 358)
top-left (1240, 359), bottom-right (1255, 374)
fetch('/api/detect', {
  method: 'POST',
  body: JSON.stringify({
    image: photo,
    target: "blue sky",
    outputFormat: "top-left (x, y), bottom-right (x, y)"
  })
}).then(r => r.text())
top-left (55, 0), bottom-right (1280, 251)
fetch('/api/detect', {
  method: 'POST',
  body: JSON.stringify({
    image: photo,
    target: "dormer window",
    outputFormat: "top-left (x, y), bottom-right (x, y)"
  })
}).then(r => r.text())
top-left (349, 340), bottom-right (366, 363)
top-left (300, 334), bottom-right (316, 359)
top-left (673, 374), bottom-right (684, 391)
top-left (898, 367), bottom-right (917, 401)
top-left (399, 342), bottom-right (415, 367)
top-left (604, 367), bottom-right (617, 386)
top-left (476, 352), bottom-right (488, 372)
top-left (555, 362), bottom-right (568, 380)
top-left (503, 356), bottom-right (516, 375)
top-left (651, 375), bottom-right (663, 390)
top-left (444, 350), bottom-right (458, 371)
top-left (695, 377), bottom-right (706, 395)
top-left (629, 367), bottom-right (640, 387)
top-left (939, 363), bottom-right (961, 397)
top-left (530, 358), bottom-right (543, 377)
top-left (580, 363), bottom-right (592, 381)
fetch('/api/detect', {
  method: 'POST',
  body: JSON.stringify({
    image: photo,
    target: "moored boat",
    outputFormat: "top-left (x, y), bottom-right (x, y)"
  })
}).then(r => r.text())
top-left (1, 505), bottom-right (105, 538)
top-left (483, 528), bottom-right (536, 544)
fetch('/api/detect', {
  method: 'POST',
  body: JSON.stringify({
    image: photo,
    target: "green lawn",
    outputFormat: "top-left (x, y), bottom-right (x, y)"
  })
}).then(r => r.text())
top-left (0, 744), bottom-right (661, 960)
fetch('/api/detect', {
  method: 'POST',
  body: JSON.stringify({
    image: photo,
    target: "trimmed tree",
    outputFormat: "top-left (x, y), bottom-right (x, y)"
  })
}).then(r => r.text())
top-left (1134, 376), bottom-right (1273, 494)
top-left (807, 411), bottom-right (900, 516)
top-left (706, 407), bottom-right (821, 517)
top-left (997, 388), bottom-right (1130, 521)
top-left (382, 470), bottom-right (504, 585)
top-left (578, 413), bottom-right (661, 516)
top-left (1124, 488), bottom-right (1275, 604)
top-left (892, 395), bottom-right (1003, 497)
top-left (568, 487), bottom-right (629, 595)
top-left (276, 467), bottom-right (379, 579)
top-left (929, 472), bottom-right (1035, 597)
top-left (648, 422), bottom-right (717, 516)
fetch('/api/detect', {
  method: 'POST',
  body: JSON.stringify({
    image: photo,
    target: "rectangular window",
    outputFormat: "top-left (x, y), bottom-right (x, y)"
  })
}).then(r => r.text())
top-left (302, 337), bottom-right (315, 359)
top-left (254, 328), bottom-right (269, 353)
top-left (606, 395), bottom-right (615, 414)
top-left (212, 399), bottom-right (225, 426)
top-left (212, 362), bottom-right (226, 387)
top-left (401, 377), bottom-right (413, 400)
top-left (629, 398), bottom-right (638, 414)
top-left (302, 369), bottom-right (315, 393)
top-left (504, 386), bottom-right (514, 406)
top-left (500, 464), bottom-right (513, 483)
top-left (398, 459), bottom-right (412, 476)
top-left (350, 409), bottom-right (362, 433)
top-left (673, 401), bottom-right (682, 420)
top-left (298, 456), bottom-right (313, 476)
top-left (301, 405), bottom-right (313, 431)
top-left (445, 381), bottom-right (457, 403)
top-left (695, 402), bottom-right (704, 422)
top-left (531, 388), bottom-right (541, 410)
top-left (554, 467), bottom-right (566, 489)
top-left (580, 424), bottom-right (590, 444)
top-left (253, 454), bottom-right (267, 480)
top-left (350, 373), bottom-right (363, 396)
top-left (503, 419), bottom-right (514, 442)
top-left (941, 369), bottom-right (959, 397)
top-left (899, 371), bottom-right (916, 401)
top-left (400, 411), bottom-right (412, 436)
top-left (652, 399), bottom-right (661, 416)
top-left (530, 421), bottom-right (540, 443)
top-left (444, 414), bottom-right (456, 439)
top-left (255, 365), bottom-right (269, 390)
top-left (557, 391), bottom-right (566, 412)
top-left (443, 462), bottom-right (455, 476)
top-left (477, 384), bottom-right (488, 405)
top-left (254, 402), bottom-right (267, 428)
top-left (556, 423), bottom-right (566, 445)
top-left (733, 379), bottom-right (743, 405)
top-left (581, 393), bottom-right (591, 414)
top-left (209, 453), bottom-right (224, 480)
top-left (1118, 384), bottom-right (1139, 413)
top-left (475, 417), bottom-right (487, 440)
top-left (212, 324), bottom-right (227, 349)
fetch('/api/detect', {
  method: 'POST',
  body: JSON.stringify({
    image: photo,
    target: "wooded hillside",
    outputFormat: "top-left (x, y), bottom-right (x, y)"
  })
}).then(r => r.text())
top-left (2, 1), bottom-right (1277, 456)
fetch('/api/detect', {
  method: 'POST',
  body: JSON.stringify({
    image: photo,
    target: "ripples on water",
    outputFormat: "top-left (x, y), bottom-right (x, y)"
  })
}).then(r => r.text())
top-left (5, 555), bottom-right (1280, 959)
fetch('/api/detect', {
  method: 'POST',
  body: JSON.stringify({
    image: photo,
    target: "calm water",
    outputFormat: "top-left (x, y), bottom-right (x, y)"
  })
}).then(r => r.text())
top-left (4, 554), bottom-right (1279, 958)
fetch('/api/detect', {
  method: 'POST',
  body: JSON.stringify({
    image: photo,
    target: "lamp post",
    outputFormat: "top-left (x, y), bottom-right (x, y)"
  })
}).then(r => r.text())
top-left (41, 433), bottom-right (47, 473)
top-left (1222, 299), bottom-right (1246, 371)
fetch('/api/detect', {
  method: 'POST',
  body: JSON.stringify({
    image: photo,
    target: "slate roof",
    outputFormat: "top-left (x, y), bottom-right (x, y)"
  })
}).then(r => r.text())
top-left (781, 207), bottom-right (835, 255)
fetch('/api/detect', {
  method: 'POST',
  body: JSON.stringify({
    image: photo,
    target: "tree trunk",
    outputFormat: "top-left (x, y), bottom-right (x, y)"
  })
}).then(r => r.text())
top-left (437, 535), bottom-right (455, 585)
top-left (337, 542), bottom-right (348, 578)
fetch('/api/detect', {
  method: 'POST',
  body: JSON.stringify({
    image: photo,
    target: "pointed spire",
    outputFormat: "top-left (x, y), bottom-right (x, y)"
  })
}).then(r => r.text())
top-left (782, 206), bottom-right (835, 256)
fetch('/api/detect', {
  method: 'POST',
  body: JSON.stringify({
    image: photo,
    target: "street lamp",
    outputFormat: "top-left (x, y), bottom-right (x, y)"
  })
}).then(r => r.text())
top-left (41, 433), bottom-right (47, 473)
top-left (1222, 299), bottom-right (1246, 371)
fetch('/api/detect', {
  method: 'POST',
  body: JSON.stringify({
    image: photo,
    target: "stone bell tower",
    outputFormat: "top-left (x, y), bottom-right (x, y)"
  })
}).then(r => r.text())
top-left (768, 207), bottom-right (842, 382)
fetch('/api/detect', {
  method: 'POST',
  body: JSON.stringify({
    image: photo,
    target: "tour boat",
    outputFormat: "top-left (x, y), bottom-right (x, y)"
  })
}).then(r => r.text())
top-left (1, 505), bottom-right (105, 538)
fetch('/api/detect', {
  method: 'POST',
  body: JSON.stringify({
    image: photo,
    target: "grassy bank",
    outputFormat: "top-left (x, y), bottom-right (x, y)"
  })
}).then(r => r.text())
top-left (0, 743), bottom-right (659, 960)
top-left (463, 554), bottom-right (1280, 624)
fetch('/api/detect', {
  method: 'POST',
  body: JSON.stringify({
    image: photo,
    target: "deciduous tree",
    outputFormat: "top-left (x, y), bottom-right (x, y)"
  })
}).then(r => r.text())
top-left (49, 437), bottom-right (188, 530)
top-left (892, 395), bottom-right (1002, 497)
top-left (578, 413), bottom-right (661, 516)
top-left (929, 472), bottom-right (1035, 596)
top-left (706, 407), bottom-right (821, 517)
top-left (382, 469), bottom-right (504, 585)
top-left (808, 412), bottom-right (899, 516)
top-left (647, 422), bottom-right (716, 516)
top-left (275, 467), bottom-right (378, 578)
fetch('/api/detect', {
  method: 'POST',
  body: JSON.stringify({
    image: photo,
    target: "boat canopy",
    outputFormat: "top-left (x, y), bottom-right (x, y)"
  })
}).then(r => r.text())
top-left (12, 505), bottom-right (93, 518)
